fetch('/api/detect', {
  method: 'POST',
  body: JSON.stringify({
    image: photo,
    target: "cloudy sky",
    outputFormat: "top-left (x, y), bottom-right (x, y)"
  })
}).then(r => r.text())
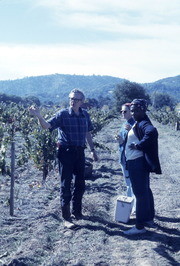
top-left (0, 0), bottom-right (180, 83)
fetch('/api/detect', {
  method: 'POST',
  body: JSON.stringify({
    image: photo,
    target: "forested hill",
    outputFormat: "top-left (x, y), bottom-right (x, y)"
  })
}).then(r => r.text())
top-left (143, 75), bottom-right (180, 100)
top-left (0, 74), bottom-right (124, 103)
top-left (0, 74), bottom-right (179, 103)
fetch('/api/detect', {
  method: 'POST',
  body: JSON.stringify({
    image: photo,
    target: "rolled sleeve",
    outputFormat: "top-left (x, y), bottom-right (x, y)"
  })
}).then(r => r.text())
top-left (47, 111), bottom-right (62, 132)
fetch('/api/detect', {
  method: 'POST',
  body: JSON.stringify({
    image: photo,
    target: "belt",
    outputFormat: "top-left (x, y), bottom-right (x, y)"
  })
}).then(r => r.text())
top-left (60, 145), bottom-right (85, 151)
top-left (69, 145), bottom-right (85, 150)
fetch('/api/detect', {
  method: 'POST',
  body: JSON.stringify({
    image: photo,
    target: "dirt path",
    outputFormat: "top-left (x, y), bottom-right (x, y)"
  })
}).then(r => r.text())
top-left (0, 118), bottom-right (179, 266)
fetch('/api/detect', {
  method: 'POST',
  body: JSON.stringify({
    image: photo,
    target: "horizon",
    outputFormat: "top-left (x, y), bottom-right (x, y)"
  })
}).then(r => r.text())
top-left (0, 0), bottom-right (180, 83)
top-left (0, 72), bottom-right (179, 84)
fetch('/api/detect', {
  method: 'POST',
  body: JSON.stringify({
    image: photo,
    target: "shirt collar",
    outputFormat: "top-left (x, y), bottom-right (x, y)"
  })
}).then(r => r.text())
top-left (127, 117), bottom-right (134, 124)
top-left (68, 107), bottom-right (85, 116)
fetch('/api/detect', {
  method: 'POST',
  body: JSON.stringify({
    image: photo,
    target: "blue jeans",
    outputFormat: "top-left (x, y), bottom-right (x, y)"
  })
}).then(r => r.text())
top-left (58, 146), bottom-right (85, 217)
top-left (127, 156), bottom-right (155, 229)
top-left (120, 156), bottom-right (134, 198)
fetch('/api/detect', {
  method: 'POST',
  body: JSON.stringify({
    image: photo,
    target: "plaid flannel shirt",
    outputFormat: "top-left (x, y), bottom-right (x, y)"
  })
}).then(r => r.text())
top-left (48, 107), bottom-right (93, 147)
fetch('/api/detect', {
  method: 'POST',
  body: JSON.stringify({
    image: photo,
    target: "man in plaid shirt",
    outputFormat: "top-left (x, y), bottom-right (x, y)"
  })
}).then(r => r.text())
top-left (29, 89), bottom-right (98, 229)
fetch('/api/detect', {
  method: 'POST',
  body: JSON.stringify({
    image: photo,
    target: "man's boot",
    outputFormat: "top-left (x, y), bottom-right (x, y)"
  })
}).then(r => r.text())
top-left (72, 202), bottom-right (83, 220)
top-left (62, 204), bottom-right (75, 229)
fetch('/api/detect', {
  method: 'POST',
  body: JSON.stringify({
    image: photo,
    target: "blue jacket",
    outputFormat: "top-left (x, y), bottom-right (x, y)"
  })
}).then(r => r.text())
top-left (133, 115), bottom-right (162, 174)
top-left (119, 117), bottom-right (135, 164)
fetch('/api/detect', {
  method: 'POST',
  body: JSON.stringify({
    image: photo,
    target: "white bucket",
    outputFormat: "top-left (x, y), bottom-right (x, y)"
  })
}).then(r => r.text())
top-left (115, 195), bottom-right (134, 223)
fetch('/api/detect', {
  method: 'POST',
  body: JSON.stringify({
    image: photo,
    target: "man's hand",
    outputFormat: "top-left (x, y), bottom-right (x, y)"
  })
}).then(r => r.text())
top-left (29, 106), bottom-right (41, 117)
top-left (29, 106), bottom-right (51, 129)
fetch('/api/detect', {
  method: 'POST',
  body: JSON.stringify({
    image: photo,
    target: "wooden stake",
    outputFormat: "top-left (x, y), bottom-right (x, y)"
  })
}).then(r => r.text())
top-left (10, 141), bottom-right (15, 216)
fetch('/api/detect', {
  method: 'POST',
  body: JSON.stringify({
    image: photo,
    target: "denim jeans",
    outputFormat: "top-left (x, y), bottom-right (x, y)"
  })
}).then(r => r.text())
top-left (127, 156), bottom-right (155, 229)
top-left (58, 146), bottom-right (85, 217)
top-left (120, 158), bottom-right (134, 198)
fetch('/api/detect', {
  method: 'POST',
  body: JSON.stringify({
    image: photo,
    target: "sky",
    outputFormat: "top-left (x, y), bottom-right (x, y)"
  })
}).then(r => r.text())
top-left (0, 0), bottom-right (180, 83)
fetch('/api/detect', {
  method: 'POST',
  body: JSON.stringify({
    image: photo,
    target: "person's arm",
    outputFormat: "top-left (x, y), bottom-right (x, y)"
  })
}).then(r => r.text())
top-left (116, 122), bottom-right (130, 144)
top-left (86, 131), bottom-right (98, 161)
top-left (129, 122), bottom-right (157, 150)
top-left (29, 106), bottom-right (51, 129)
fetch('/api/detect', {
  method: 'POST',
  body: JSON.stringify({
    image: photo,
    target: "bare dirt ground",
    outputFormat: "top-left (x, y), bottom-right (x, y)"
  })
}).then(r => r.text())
top-left (0, 118), bottom-right (180, 266)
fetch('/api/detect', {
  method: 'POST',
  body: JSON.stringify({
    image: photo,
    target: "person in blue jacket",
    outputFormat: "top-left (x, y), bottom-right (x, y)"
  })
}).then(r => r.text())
top-left (124, 99), bottom-right (162, 235)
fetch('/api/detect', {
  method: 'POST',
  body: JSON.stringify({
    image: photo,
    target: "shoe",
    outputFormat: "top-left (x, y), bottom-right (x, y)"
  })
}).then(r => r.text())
top-left (64, 219), bottom-right (76, 229)
top-left (144, 220), bottom-right (157, 228)
top-left (123, 226), bottom-right (146, 235)
top-left (71, 212), bottom-right (83, 220)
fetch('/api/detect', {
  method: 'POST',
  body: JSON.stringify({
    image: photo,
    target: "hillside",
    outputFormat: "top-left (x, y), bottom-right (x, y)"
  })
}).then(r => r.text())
top-left (0, 74), bottom-right (124, 104)
top-left (0, 118), bottom-right (179, 265)
top-left (143, 75), bottom-right (180, 100)
top-left (0, 74), bottom-right (179, 104)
